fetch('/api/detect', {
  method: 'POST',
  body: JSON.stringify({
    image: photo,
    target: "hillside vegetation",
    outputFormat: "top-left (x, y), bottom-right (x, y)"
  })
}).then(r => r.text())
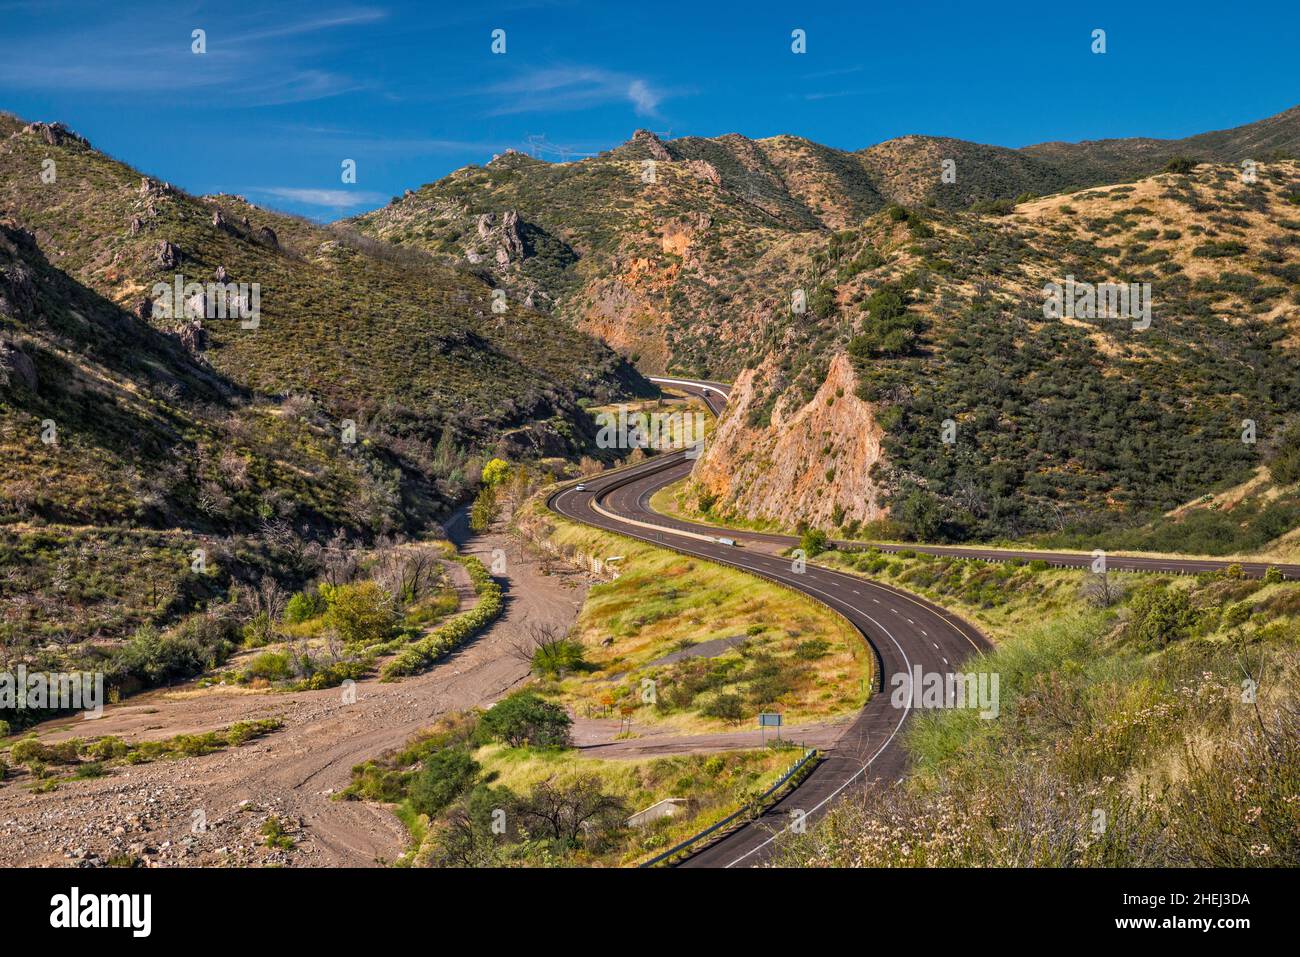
top-left (0, 115), bottom-right (645, 728)
top-left (349, 108), bottom-right (1300, 548)
top-left (775, 555), bottom-right (1300, 866)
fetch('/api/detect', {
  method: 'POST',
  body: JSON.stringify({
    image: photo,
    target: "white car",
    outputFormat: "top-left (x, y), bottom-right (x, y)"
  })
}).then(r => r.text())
top-left (717, 537), bottom-right (737, 547)
top-left (575, 484), bottom-right (587, 492)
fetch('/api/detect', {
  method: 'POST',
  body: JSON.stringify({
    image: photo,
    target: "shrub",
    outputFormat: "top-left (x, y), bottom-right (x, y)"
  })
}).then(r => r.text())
top-left (702, 692), bottom-right (746, 724)
top-left (1268, 423), bottom-right (1300, 486)
top-left (531, 639), bottom-right (586, 678)
top-left (479, 691), bottom-right (572, 748)
top-left (326, 581), bottom-right (399, 646)
top-left (115, 626), bottom-right (217, 685)
top-left (408, 748), bottom-right (480, 816)
top-left (799, 528), bottom-right (829, 558)
top-left (469, 485), bottom-right (499, 532)
top-left (10, 736), bottom-right (50, 765)
top-left (794, 638), bottom-right (832, 660)
top-left (480, 458), bottom-right (511, 487)
top-left (243, 651), bottom-right (295, 683)
top-left (285, 589), bottom-right (327, 623)
top-left (83, 736), bottom-right (129, 761)
top-left (1127, 585), bottom-right (1198, 647)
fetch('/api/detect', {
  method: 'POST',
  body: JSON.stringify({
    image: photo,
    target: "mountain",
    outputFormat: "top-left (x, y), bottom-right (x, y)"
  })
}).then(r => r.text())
top-left (0, 116), bottom-right (647, 454)
top-left (350, 108), bottom-right (1300, 545)
top-left (0, 114), bottom-right (648, 646)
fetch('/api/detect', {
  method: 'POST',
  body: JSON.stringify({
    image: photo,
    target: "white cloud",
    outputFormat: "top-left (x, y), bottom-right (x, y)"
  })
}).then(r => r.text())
top-left (626, 79), bottom-right (662, 116)
top-left (253, 187), bottom-right (388, 207)
top-left (486, 67), bottom-right (669, 117)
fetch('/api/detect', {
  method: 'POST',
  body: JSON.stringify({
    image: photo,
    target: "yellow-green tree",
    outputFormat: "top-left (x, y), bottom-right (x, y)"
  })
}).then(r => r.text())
top-left (481, 457), bottom-right (511, 487)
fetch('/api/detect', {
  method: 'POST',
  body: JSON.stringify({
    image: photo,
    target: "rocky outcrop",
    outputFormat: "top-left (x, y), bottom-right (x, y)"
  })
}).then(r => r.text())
top-left (474, 210), bottom-right (528, 267)
top-left (693, 353), bottom-right (889, 529)
top-left (155, 241), bottom-right (182, 269)
top-left (0, 255), bottom-right (38, 320)
top-left (23, 122), bottom-right (86, 148)
top-left (257, 225), bottom-right (278, 248)
top-left (139, 177), bottom-right (174, 198)
top-left (0, 337), bottom-right (38, 392)
top-left (174, 320), bottom-right (207, 355)
top-left (631, 129), bottom-right (672, 162)
top-left (683, 159), bottom-right (721, 186)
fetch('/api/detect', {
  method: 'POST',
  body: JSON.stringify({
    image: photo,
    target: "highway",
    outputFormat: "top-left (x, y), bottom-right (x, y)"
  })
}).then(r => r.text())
top-left (548, 379), bottom-right (991, 867)
top-left (546, 376), bottom-right (1297, 867)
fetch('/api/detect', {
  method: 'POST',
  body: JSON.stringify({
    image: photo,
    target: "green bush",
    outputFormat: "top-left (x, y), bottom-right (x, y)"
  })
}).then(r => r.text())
top-left (243, 651), bottom-right (295, 683)
top-left (702, 692), bottom-right (746, 724)
top-left (1127, 585), bottom-right (1198, 648)
top-left (83, 736), bottom-right (129, 761)
top-left (480, 691), bottom-right (572, 748)
top-left (326, 581), bottom-right (400, 646)
top-left (115, 626), bottom-right (221, 685)
top-left (799, 528), bottom-right (829, 558)
top-left (408, 748), bottom-right (480, 816)
top-left (1268, 423), bottom-right (1300, 486)
top-left (285, 589), bottom-right (327, 623)
top-left (532, 640), bottom-right (587, 678)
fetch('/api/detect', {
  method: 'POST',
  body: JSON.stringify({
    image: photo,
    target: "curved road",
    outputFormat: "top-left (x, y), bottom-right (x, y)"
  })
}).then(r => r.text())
top-left (548, 377), bottom-right (1297, 867)
top-left (549, 379), bottom-right (991, 867)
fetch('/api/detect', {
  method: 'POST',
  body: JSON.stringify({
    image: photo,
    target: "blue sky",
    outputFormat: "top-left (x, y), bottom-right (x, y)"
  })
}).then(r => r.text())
top-left (1, 0), bottom-right (1296, 220)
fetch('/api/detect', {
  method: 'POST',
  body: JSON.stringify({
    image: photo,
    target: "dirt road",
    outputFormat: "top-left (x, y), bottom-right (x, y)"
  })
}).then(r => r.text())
top-left (0, 519), bottom-right (587, 868)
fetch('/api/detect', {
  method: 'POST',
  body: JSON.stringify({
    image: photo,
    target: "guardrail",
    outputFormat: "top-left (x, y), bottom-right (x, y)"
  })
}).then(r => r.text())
top-left (637, 746), bottom-right (820, 868)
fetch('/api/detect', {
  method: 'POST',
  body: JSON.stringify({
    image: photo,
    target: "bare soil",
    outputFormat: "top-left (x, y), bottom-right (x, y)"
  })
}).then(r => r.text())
top-left (0, 519), bottom-right (585, 868)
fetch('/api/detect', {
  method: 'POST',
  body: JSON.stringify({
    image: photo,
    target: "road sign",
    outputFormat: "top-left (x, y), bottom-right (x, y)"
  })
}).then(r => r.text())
top-left (759, 712), bottom-right (782, 743)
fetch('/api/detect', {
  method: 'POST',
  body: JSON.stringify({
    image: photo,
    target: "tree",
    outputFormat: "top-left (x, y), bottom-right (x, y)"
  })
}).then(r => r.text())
top-left (702, 692), bottom-right (746, 724)
top-left (516, 775), bottom-right (628, 847)
top-left (481, 457), bottom-right (511, 488)
top-left (408, 748), bottom-right (480, 817)
top-left (324, 580), bottom-right (399, 645)
top-left (800, 527), bottom-right (829, 557)
top-left (1080, 572), bottom-right (1126, 608)
top-left (424, 784), bottom-right (519, 866)
top-left (1267, 422), bottom-right (1300, 486)
top-left (480, 691), bottom-right (573, 748)
top-left (897, 489), bottom-right (943, 542)
top-left (469, 484), bottom-right (500, 532)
